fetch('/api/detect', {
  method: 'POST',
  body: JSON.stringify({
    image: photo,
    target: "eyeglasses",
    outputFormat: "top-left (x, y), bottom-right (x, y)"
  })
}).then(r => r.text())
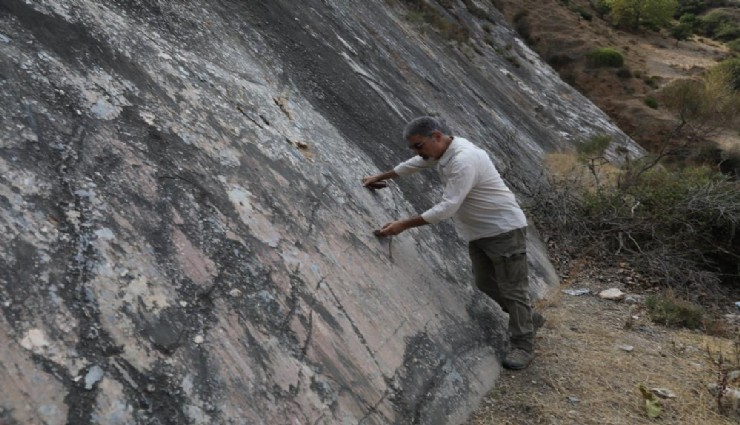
top-left (410, 135), bottom-right (432, 151)
top-left (411, 140), bottom-right (427, 150)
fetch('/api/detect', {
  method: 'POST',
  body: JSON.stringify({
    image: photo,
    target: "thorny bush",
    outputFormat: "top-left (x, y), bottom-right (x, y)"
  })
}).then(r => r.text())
top-left (525, 152), bottom-right (740, 299)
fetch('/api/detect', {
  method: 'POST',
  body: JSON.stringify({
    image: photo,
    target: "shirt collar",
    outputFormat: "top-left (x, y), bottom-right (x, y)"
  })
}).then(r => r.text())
top-left (437, 136), bottom-right (457, 167)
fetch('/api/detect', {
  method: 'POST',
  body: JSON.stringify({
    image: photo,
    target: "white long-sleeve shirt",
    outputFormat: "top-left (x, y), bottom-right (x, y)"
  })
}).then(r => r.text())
top-left (393, 137), bottom-right (527, 242)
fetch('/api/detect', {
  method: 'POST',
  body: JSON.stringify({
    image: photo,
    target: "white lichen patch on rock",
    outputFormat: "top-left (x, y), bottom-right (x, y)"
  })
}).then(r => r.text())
top-left (91, 377), bottom-right (136, 425)
top-left (122, 276), bottom-right (170, 313)
top-left (20, 328), bottom-right (50, 352)
top-left (227, 185), bottom-right (281, 248)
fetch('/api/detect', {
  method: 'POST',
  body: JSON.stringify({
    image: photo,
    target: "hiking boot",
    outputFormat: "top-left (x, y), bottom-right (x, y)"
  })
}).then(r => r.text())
top-left (503, 348), bottom-right (533, 370)
top-left (533, 311), bottom-right (546, 334)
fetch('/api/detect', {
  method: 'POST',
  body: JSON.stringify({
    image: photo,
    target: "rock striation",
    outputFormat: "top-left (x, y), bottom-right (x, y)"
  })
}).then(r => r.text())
top-left (0, 1), bottom-right (641, 424)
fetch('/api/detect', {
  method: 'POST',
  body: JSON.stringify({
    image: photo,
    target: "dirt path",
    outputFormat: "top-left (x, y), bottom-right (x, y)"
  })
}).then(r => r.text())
top-left (467, 261), bottom-right (739, 425)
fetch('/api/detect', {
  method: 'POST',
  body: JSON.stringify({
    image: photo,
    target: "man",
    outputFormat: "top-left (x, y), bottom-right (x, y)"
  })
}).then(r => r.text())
top-left (362, 116), bottom-right (541, 370)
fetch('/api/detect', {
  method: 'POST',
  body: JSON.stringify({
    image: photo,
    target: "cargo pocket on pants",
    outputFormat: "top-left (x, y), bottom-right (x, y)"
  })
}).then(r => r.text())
top-left (493, 252), bottom-right (528, 288)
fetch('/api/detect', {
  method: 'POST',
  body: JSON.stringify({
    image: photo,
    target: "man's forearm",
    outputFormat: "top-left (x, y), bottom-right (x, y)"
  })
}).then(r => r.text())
top-left (401, 216), bottom-right (428, 230)
top-left (363, 170), bottom-right (399, 188)
top-left (375, 170), bottom-right (399, 181)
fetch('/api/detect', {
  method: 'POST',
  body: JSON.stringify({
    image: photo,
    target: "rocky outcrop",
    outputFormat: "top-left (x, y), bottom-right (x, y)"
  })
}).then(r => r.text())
top-left (0, 1), bottom-right (640, 424)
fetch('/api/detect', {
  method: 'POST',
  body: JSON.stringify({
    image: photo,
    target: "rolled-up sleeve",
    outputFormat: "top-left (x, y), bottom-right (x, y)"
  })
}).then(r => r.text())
top-left (421, 156), bottom-right (477, 224)
top-left (393, 156), bottom-right (435, 176)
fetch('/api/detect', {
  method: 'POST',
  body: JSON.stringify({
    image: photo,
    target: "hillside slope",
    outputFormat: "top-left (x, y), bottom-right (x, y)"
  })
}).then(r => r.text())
top-left (496, 0), bottom-right (736, 153)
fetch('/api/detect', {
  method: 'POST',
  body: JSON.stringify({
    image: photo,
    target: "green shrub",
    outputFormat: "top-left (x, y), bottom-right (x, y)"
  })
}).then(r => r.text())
top-left (463, 0), bottom-right (491, 20)
top-left (679, 12), bottom-right (697, 28)
top-left (406, 11), bottom-right (425, 24)
top-left (590, 0), bottom-right (611, 17)
top-left (577, 134), bottom-right (612, 157)
top-left (644, 96), bottom-right (659, 108)
top-left (586, 47), bottom-right (624, 67)
top-left (531, 156), bottom-right (740, 290)
top-left (728, 38), bottom-right (740, 53)
top-left (581, 166), bottom-right (740, 287)
top-left (676, 1), bottom-right (708, 17)
top-left (659, 64), bottom-right (740, 137)
top-left (645, 294), bottom-right (704, 329)
top-left (710, 58), bottom-right (740, 91)
top-left (699, 9), bottom-right (733, 38)
top-left (513, 11), bottom-right (534, 45)
top-left (670, 22), bottom-right (694, 41)
top-left (513, 10), bottom-right (528, 22)
top-left (605, 0), bottom-right (677, 30)
top-left (642, 19), bottom-right (662, 32)
top-left (400, 0), bottom-right (470, 42)
top-left (548, 54), bottom-right (575, 67)
top-left (505, 54), bottom-right (521, 68)
top-left (643, 75), bottom-right (659, 88)
top-left (573, 6), bottom-right (593, 20)
top-left (716, 22), bottom-right (740, 42)
top-left (617, 67), bottom-right (633, 78)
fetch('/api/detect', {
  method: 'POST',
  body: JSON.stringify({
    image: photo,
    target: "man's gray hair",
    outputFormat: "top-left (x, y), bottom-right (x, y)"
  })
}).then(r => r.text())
top-left (403, 116), bottom-right (450, 139)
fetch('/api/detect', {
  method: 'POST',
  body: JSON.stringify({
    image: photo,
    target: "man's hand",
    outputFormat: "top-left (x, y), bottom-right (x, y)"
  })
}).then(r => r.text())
top-left (362, 175), bottom-right (382, 187)
top-left (362, 170), bottom-right (399, 188)
top-left (375, 220), bottom-right (407, 237)
top-left (374, 216), bottom-right (428, 237)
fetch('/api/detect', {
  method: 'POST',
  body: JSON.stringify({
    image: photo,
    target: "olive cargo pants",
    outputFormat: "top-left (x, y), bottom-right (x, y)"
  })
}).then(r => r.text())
top-left (468, 227), bottom-right (534, 352)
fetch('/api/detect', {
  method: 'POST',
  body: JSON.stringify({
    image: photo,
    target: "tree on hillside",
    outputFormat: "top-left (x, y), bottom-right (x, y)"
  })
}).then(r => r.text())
top-left (669, 22), bottom-right (693, 43)
top-left (605, 0), bottom-right (679, 30)
top-left (660, 60), bottom-right (740, 139)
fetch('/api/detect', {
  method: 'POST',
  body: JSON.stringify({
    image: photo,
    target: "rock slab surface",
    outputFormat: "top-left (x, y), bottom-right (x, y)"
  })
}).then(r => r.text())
top-left (0, 1), bottom-right (641, 424)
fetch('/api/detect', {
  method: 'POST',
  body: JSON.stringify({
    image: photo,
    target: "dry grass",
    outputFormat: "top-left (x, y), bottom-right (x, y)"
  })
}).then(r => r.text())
top-left (543, 152), bottom-right (622, 190)
top-left (467, 262), bottom-right (739, 425)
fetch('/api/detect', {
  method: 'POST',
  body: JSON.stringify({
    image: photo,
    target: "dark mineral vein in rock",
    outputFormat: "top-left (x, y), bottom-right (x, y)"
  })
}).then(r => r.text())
top-left (0, 1), bottom-right (640, 424)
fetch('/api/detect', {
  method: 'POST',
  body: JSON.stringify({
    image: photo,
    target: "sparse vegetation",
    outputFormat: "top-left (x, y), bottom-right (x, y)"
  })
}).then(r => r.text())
top-left (604, 0), bottom-right (679, 30)
top-left (572, 5), bottom-right (594, 20)
top-left (473, 1), bottom-right (740, 423)
top-left (526, 139), bottom-right (740, 293)
top-left (513, 10), bottom-right (534, 45)
top-left (699, 9), bottom-right (740, 41)
top-left (617, 66), bottom-right (633, 78)
top-left (590, 0), bottom-right (612, 18)
top-left (643, 74), bottom-right (659, 88)
top-left (586, 47), bottom-right (625, 67)
top-left (504, 53), bottom-right (521, 67)
top-left (660, 60), bottom-right (740, 138)
top-left (728, 38), bottom-right (740, 53)
top-left (644, 96), bottom-right (659, 108)
top-left (462, 0), bottom-right (491, 20)
top-left (645, 292), bottom-right (704, 328)
top-left (399, 0), bottom-right (470, 42)
top-left (712, 57), bottom-right (740, 90)
top-left (670, 21), bottom-right (694, 41)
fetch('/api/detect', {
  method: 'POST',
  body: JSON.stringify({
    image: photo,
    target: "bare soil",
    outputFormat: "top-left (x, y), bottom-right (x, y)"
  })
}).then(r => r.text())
top-left (467, 257), bottom-right (740, 425)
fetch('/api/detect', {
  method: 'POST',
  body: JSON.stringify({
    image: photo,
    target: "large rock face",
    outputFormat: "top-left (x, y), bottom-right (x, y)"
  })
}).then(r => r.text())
top-left (0, 1), bottom-right (641, 424)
